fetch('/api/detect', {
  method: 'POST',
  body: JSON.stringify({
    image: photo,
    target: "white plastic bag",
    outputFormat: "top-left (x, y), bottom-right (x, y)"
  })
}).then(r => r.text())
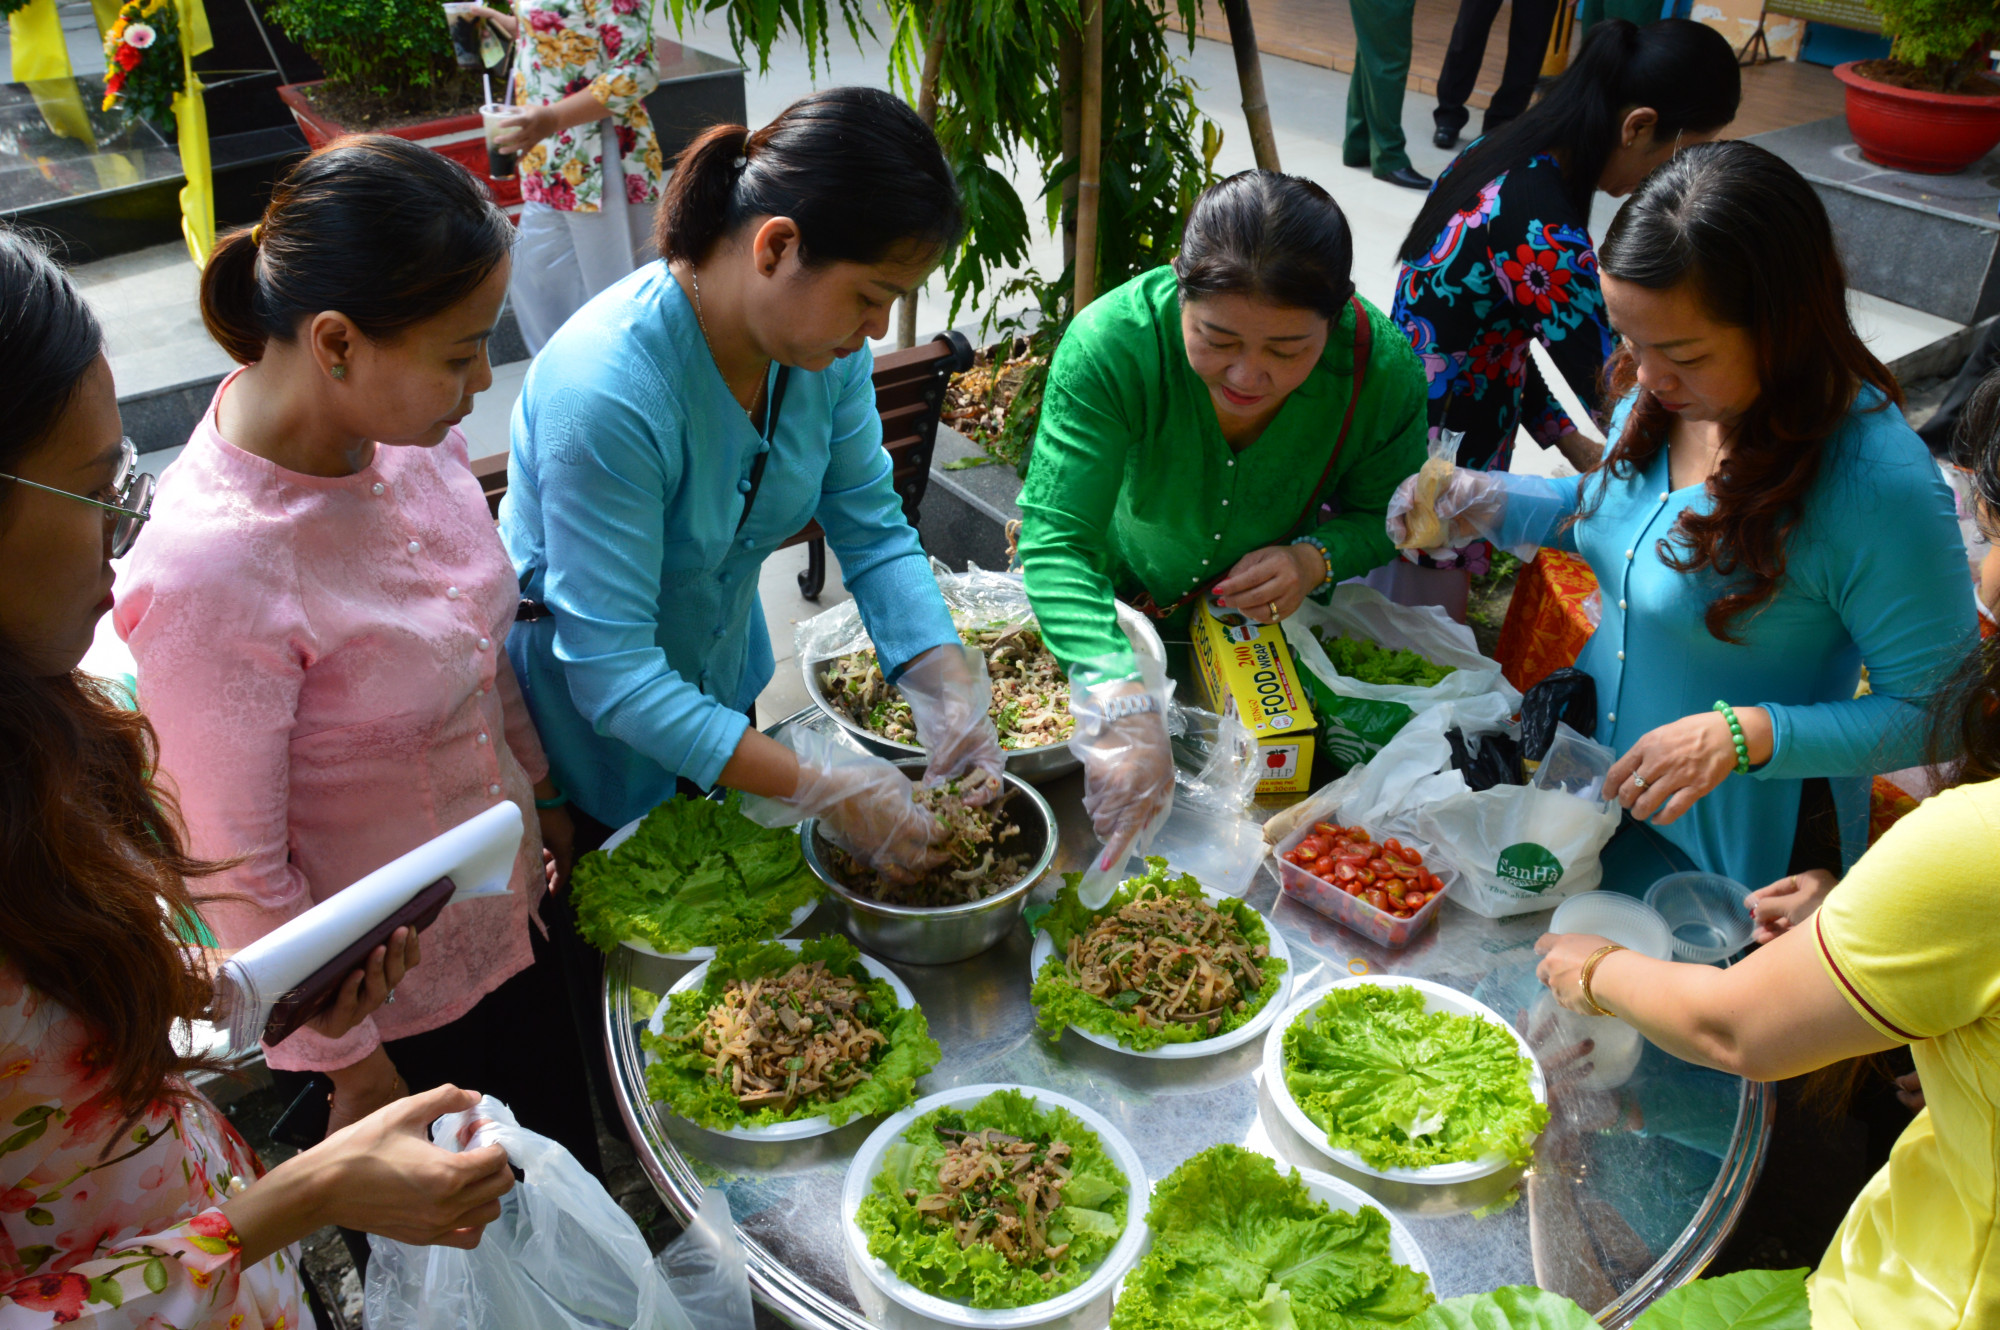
top-left (364, 1096), bottom-right (752, 1330)
top-left (1283, 584), bottom-right (1521, 770)
top-left (1149, 705), bottom-right (1263, 897)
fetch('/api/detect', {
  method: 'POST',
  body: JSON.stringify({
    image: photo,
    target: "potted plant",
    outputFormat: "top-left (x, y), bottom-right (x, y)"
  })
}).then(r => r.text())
top-left (261, 0), bottom-right (521, 208)
top-left (1835, 0), bottom-right (2000, 174)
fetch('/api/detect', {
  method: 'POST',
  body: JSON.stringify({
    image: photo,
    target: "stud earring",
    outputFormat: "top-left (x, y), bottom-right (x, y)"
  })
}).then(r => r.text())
top-left (331, 364), bottom-right (347, 381)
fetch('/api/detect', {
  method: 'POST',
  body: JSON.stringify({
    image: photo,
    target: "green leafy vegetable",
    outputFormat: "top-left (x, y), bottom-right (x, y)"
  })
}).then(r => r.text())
top-left (1313, 632), bottom-right (1457, 688)
top-left (570, 791), bottom-right (821, 954)
top-left (1030, 859), bottom-right (1287, 1050)
top-left (641, 935), bottom-right (938, 1130)
top-left (1111, 1144), bottom-right (1434, 1330)
top-left (1282, 984), bottom-right (1547, 1171)
top-left (1405, 1269), bottom-right (1808, 1330)
top-left (856, 1088), bottom-right (1128, 1308)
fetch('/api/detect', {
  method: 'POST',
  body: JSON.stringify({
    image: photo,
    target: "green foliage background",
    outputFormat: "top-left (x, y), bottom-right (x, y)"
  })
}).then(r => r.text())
top-left (261, 0), bottom-right (462, 101)
top-left (1872, 0), bottom-right (1999, 92)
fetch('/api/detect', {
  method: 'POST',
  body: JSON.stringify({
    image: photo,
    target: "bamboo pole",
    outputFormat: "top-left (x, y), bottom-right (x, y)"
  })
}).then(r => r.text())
top-left (1072, 0), bottom-right (1104, 311)
top-left (1218, 0), bottom-right (1280, 172)
top-left (896, 16), bottom-right (950, 348)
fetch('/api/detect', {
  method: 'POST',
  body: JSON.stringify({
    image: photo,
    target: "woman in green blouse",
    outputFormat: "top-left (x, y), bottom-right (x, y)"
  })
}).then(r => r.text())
top-left (1018, 169), bottom-right (1429, 869)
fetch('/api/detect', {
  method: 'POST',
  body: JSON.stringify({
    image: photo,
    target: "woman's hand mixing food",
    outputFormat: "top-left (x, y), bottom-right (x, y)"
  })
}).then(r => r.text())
top-left (1212, 545), bottom-right (1323, 622)
top-left (1746, 868), bottom-right (1836, 944)
top-left (1071, 680), bottom-right (1174, 874)
top-left (743, 734), bottom-right (949, 886)
top-left (898, 642), bottom-right (1006, 797)
top-left (1606, 706), bottom-right (1771, 826)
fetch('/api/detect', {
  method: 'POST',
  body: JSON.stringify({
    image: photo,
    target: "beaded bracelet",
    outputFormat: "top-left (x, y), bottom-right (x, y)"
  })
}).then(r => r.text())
top-left (1712, 701), bottom-right (1751, 775)
top-left (1291, 535), bottom-right (1335, 593)
top-left (534, 786), bottom-right (570, 810)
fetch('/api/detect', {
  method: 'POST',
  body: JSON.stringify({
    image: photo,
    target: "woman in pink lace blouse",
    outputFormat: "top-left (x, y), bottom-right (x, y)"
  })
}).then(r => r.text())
top-left (0, 230), bottom-right (514, 1327)
top-left (115, 139), bottom-right (599, 1185)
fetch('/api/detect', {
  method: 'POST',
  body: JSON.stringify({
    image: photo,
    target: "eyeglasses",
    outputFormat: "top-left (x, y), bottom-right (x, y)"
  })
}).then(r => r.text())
top-left (0, 437), bottom-right (156, 558)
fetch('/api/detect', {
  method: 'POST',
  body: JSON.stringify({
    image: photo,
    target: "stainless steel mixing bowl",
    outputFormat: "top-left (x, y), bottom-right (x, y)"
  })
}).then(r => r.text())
top-left (798, 768), bottom-right (1056, 965)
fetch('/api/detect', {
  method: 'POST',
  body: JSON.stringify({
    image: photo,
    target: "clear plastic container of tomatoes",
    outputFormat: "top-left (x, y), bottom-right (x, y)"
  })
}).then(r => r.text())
top-left (1272, 817), bottom-right (1457, 948)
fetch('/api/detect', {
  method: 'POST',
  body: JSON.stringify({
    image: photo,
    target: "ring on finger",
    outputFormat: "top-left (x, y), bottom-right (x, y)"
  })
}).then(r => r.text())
top-left (1268, 601), bottom-right (1280, 623)
top-left (1632, 774), bottom-right (1649, 791)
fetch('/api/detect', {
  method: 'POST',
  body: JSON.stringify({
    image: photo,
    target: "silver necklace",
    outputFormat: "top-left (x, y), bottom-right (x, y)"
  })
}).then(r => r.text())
top-left (689, 267), bottom-right (769, 422)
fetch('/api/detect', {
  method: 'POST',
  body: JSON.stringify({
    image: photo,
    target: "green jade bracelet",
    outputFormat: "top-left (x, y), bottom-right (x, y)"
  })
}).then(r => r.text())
top-left (1712, 701), bottom-right (1751, 775)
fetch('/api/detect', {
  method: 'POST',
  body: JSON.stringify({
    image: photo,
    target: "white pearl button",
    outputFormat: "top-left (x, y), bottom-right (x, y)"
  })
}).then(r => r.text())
top-left (1201, 559), bottom-right (1210, 566)
top-left (1221, 499), bottom-right (1229, 506)
top-left (1624, 549), bottom-right (1633, 560)
top-left (1213, 533), bottom-right (1222, 541)
top-left (487, 783), bottom-right (501, 796)
top-left (447, 586), bottom-right (460, 599)
top-left (1617, 650), bottom-right (1625, 661)
top-left (1659, 492), bottom-right (1669, 502)
top-left (1618, 599), bottom-right (1627, 610)
top-left (1226, 459), bottom-right (1234, 467)
top-left (407, 540), bottom-right (421, 555)
top-left (477, 732), bottom-right (489, 745)
top-left (371, 483), bottom-right (385, 496)
top-left (477, 637), bottom-right (491, 651)
top-left (1608, 712), bottom-right (1617, 723)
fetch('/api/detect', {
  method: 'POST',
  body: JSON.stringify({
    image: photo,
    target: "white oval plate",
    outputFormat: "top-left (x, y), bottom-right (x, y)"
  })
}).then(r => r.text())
top-left (1261, 975), bottom-right (1548, 1186)
top-left (644, 939), bottom-right (917, 1141)
top-left (1026, 887), bottom-right (1294, 1060)
top-left (599, 810), bottom-right (821, 961)
top-left (842, 1082), bottom-right (1151, 1329)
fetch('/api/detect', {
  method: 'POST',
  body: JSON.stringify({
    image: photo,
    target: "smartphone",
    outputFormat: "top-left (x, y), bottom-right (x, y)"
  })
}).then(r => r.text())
top-left (269, 1073), bottom-right (336, 1151)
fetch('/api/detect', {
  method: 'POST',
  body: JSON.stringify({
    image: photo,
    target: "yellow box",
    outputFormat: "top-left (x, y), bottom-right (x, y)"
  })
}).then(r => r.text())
top-left (1190, 600), bottom-right (1317, 795)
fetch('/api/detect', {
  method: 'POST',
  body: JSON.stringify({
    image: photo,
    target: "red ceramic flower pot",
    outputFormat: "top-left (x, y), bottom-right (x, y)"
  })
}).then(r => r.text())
top-left (1835, 61), bottom-right (2000, 176)
top-left (276, 81), bottom-right (522, 215)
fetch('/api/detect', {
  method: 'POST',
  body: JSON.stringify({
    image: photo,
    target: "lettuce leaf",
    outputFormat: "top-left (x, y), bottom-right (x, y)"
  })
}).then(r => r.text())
top-left (641, 935), bottom-right (939, 1130)
top-left (1407, 1286), bottom-right (1599, 1330)
top-left (570, 790), bottom-right (822, 954)
top-left (1405, 1270), bottom-right (1808, 1330)
top-left (1110, 1144), bottom-right (1434, 1330)
top-left (855, 1088), bottom-right (1129, 1308)
top-left (1282, 984), bottom-right (1547, 1171)
top-left (1029, 858), bottom-right (1287, 1050)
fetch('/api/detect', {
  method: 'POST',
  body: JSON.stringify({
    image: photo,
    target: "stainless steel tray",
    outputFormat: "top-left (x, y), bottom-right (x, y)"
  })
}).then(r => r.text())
top-left (605, 708), bottom-right (1772, 1329)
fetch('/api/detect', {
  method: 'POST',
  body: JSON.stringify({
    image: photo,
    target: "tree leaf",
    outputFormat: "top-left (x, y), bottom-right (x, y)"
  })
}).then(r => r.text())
top-left (1632, 1268), bottom-right (1811, 1330)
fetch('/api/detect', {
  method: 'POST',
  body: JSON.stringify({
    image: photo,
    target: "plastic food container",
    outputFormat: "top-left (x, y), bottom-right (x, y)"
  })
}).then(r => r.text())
top-left (1271, 819), bottom-right (1457, 949)
top-left (642, 938), bottom-right (918, 1141)
top-left (1261, 977), bottom-right (1547, 1211)
top-left (840, 1083), bottom-right (1151, 1330)
top-left (1645, 872), bottom-right (1754, 964)
top-left (1547, 891), bottom-right (1675, 961)
top-left (1025, 885), bottom-right (1294, 1060)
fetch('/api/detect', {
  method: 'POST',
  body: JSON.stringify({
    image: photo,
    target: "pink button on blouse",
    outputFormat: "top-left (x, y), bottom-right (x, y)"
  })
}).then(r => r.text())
top-left (116, 375), bottom-right (549, 1073)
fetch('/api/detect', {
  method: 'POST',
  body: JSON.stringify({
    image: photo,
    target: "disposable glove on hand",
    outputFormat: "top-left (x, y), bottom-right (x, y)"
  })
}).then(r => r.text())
top-left (1386, 467), bottom-right (1512, 553)
top-left (742, 731), bottom-right (947, 885)
top-left (1070, 681), bottom-right (1175, 876)
top-left (897, 642), bottom-right (1006, 801)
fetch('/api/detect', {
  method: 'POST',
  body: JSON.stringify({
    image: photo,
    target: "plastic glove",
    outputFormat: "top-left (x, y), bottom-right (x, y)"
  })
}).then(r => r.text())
top-left (896, 642), bottom-right (1006, 802)
top-left (1070, 680), bottom-right (1175, 900)
top-left (1386, 467), bottom-right (1512, 553)
top-left (741, 730), bottom-right (947, 885)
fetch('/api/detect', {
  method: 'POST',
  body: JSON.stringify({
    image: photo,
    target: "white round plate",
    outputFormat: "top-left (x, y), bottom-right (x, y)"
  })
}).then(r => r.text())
top-left (1027, 887), bottom-right (1294, 1060)
top-left (644, 939), bottom-right (917, 1141)
top-left (600, 811), bottom-right (821, 961)
top-left (1261, 976), bottom-right (1548, 1186)
top-left (841, 1083), bottom-right (1151, 1329)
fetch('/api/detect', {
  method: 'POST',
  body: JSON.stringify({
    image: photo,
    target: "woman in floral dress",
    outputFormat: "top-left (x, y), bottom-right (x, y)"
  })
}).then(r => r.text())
top-left (467, 0), bottom-right (664, 352)
top-left (0, 234), bottom-right (514, 1328)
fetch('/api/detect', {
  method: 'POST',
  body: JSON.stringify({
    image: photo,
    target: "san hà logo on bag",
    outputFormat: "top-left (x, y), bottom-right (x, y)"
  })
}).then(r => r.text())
top-left (1495, 842), bottom-right (1563, 891)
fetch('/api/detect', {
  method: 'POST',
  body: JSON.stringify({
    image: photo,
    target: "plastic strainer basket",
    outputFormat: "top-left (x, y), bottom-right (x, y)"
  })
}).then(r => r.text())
top-left (1645, 872), bottom-right (1753, 964)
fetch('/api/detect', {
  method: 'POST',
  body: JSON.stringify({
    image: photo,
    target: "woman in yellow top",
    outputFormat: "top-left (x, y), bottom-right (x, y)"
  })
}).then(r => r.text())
top-left (1537, 362), bottom-right (2000, 1324)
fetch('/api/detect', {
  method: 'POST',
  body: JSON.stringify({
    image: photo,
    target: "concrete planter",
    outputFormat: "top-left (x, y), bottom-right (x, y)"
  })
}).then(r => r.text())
top-left (1836, 61), bottom-right (2000, 175)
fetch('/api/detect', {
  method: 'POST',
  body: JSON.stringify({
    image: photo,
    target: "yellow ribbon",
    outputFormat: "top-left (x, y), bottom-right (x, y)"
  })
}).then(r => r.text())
top-left (174, 0), bottom-right (215, 265)
top-left (6, 0), bottom-right (72, 83)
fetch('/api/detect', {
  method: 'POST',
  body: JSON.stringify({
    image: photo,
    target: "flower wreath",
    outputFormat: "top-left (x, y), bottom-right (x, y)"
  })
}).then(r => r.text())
top-left (101, 0), bottom-right (184, 130)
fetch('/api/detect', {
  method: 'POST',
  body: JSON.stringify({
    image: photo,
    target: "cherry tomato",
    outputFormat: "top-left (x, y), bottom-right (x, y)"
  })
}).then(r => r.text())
top-left (1313, 822), bottom-right (1341, 839)
top-left (1423, 872), bottom-right (1444, 892)
top-left (1363, 888), bottom-right (1391, 912)
top-left (1358, 869), bottom-right (1377, 886)
top-left (1405, 891), bottom-right (1429, 909)
top-left (1398, 844), bottom-right (1425, 866)
top-left (1297, 837), bottom-right (1327, 860)
top-left (1384, 837), bottom-right (1404, 856)
top-left (1389, 861), bottom-right (1420, 880)
top-left (1334, 861), bottom-right (1361, 883)
top-left (1369, 857), bottom-right (1396, 876)
top-left (1312, 856), bottom-right (1338, 879)
top-left (1343, 881), bottom-right (1364, 896)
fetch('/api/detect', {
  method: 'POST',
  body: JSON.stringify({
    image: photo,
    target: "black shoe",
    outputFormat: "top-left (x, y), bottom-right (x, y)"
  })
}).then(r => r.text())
top-left (1376, 165), bottom-right (1433, 191)
top-left (1433, 126), bottom-right (1459, 150)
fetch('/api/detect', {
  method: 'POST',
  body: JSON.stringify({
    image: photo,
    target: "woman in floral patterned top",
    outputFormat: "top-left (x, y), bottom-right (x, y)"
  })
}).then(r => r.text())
top-left (0, 233), bottom-right (515, 1328)
top-left (1392, 19), bottom-right (1739, 481)
top-left (469, 0), bottom-right (663, 352)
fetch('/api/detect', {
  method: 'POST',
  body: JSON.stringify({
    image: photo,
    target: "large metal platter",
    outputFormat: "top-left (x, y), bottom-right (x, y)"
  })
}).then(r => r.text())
top-left (605, 708), bottom-right (1772, 1329)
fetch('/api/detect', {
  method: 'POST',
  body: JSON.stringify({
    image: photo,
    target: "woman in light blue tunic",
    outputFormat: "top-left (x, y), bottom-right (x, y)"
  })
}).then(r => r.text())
top-left (1394, 141), bottom-right (1975, 891)
top-left (501, 88), bottom-right (1001, 874)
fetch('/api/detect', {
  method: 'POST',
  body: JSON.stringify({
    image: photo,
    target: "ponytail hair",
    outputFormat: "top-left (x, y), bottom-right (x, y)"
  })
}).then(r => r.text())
top-left (1398, 18), bottom-right (1740, 263)
top-left (655, 86), bottom-right (962, 268)
top-left (201, 134), bottom-right (512, 365)
top-left (1174, 170), bottom-right (1355, 321)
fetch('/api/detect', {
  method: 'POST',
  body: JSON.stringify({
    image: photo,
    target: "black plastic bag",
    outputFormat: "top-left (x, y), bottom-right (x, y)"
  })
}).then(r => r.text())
top-left (1520, 667), bottom-right (1597, 763)
top-left (1446, 726), bottom-right (1524, 791)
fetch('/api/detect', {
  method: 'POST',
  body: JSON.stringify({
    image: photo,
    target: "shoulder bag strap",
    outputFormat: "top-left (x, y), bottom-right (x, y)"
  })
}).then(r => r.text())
top-left (1287, 294), bottom-right (1373, 539)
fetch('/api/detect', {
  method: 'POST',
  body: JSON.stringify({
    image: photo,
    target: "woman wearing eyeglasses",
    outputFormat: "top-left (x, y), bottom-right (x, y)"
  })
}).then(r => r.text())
top-left (114, 138), bottom-right (603, 1196)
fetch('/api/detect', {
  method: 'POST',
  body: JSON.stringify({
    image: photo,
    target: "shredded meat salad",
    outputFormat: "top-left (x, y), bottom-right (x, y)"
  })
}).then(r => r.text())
top-left (825, 773), bottom-right (1028, 908)
top-left (697, 959), bottom-right (888, 1114)
top-left (1063, 884), bottom-right (1271, 1035)
top-left (911, 1126), bottom-right (1079, 1274)
top-left (819, 620), bottom-right (1074, 750)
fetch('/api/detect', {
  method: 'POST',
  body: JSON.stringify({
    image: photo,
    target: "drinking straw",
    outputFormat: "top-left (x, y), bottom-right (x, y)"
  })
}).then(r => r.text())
top-left (483, 71), bottom-right (493, 107)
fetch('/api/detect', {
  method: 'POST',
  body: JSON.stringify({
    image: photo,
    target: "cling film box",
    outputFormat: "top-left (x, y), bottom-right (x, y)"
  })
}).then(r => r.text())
top-left (1190, 599), bottom-right (1317, 795)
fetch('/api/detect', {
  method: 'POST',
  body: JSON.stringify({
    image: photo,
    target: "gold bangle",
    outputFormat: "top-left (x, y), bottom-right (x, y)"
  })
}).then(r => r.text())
top-left (1579, 943), bottom-right (1626, 1018)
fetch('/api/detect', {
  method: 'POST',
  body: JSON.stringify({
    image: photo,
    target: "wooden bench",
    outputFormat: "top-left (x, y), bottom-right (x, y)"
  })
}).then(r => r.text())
top-left (471, 330), bottom-right (976, 599)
